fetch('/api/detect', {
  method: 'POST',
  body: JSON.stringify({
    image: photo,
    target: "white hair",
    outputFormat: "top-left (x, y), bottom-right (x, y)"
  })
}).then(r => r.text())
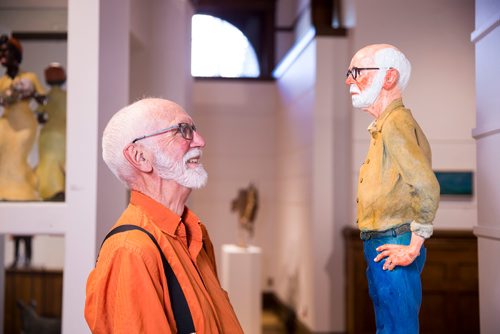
top-left (101, 98), bottom-right (175, 187)
top-left (374, 47), bottom-right (412, 91)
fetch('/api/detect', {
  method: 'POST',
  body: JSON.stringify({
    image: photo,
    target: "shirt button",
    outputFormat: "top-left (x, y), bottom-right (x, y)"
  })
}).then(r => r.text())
top-left (356, 198), bottom-right (359, 203)
top-left (366, 159), bottom-right (370, 164)
top-left (360, 178), bottom-right (363, 183)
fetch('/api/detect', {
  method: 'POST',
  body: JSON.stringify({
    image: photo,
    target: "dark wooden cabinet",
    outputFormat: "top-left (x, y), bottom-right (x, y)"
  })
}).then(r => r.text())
top-left (345, 228), bottom-right (479, 334)
top-left (3, 268), bottom-right (63, 334)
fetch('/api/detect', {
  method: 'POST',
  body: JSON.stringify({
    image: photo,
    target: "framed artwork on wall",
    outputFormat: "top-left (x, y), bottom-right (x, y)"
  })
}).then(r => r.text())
top-left (434, 171), bottom-right (473, 196)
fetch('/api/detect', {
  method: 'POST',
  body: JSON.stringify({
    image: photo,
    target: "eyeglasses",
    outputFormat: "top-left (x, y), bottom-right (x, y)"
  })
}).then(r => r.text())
top-left (131, 122), bottom-right (197, 143)
top-left (346, 67), bottom-right (391, 80)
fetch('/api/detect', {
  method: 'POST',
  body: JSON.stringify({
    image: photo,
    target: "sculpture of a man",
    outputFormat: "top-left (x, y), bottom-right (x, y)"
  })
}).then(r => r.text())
top-left (346, 44), bottom-right (440, 333)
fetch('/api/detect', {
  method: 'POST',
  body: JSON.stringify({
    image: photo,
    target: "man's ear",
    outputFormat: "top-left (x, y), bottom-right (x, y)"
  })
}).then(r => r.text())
top-left (123, 144), bottom-right (153, 173)
top-left (383, 68), bottom-right (399, 90)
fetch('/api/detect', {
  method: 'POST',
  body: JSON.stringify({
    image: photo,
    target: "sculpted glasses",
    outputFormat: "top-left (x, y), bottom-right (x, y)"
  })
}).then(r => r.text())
top-left (132, 122), bottom-right (197, 143)
top-left (346, 67), bottom-right (392, 80)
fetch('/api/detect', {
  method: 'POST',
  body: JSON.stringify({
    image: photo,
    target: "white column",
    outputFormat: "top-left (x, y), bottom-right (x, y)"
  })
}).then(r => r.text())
top-left (311, 36), bottom-right (350, 331)
top-left (63, 0), bottom-right (129, 332)
top-left (472, 1), bottom-right (500, 332)
top-left (221, 244), bottom-right (262, 334)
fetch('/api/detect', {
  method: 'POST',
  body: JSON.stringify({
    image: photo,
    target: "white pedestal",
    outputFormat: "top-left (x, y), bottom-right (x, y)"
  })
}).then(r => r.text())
top-left (221, 244), bottom-right (262, 334)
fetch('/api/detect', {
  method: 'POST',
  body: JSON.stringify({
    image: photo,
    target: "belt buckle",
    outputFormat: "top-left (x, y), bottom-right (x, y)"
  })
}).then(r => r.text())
top-left (360, 230), bottom-right (371, 240)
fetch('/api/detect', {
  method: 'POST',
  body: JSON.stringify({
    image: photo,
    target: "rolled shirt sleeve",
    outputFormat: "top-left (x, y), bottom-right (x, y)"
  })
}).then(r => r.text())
top-left (383, 110), bottom-right (440, 239)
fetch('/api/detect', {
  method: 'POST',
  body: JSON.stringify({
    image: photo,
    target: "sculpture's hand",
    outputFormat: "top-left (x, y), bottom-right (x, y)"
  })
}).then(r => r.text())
top-left (374, 232), bottom-right (424, 271)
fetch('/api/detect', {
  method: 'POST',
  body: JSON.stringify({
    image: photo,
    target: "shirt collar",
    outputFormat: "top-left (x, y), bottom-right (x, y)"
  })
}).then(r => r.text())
top-left (367, 98), bottom-right (404, 137)
top-left (129, 190), bottom-right (201, 238)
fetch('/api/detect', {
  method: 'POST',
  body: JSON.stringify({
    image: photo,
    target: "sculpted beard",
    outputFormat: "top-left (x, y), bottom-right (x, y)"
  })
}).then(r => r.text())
top-left (350, 69), bottom-right (387, 108)
top-left (154, 147), bottom-right (208, 189)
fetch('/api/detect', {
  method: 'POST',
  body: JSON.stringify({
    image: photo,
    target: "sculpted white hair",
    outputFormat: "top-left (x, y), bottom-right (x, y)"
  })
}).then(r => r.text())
top-left (102, 98), bottom-right (174, 187)
top-left (374, 47), bottom-right (412, 91)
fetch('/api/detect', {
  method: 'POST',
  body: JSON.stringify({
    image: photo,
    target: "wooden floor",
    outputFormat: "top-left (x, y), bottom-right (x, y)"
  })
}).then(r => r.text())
top-left (262, 309), bottom-right (287, 333)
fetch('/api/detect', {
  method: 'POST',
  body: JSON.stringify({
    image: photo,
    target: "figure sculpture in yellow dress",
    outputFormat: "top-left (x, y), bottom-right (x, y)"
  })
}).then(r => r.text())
top-left (35, 63), bottom-right (66, 201)
top-left (0, 35), bottom-right (46, 200)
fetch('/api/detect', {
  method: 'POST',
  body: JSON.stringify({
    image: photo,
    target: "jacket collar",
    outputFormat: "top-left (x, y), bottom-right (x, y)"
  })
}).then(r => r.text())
top-left (368, 98), bottom-right (404, 137)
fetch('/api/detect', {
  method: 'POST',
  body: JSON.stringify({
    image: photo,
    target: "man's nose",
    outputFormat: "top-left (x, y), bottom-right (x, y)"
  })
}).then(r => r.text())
top-left (345, 75), bottom-right (355, 86)
top-left (191, 130), bottom-right (205, 148)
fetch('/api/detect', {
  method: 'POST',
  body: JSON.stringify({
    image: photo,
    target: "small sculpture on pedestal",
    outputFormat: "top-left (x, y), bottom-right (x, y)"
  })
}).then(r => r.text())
top-left (230, 183), bottom-right (258, 247)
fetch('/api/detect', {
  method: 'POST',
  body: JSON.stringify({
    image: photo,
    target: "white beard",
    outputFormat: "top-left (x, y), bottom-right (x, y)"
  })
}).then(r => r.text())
top-left (155, 148), bottom-right (208, 189)
top-left (350, 69), bottom-right (386, 108)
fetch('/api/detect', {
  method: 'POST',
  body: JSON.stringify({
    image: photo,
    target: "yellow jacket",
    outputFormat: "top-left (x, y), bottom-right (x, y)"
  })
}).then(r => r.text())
top-left (357, 99), bottom-right (440, 238)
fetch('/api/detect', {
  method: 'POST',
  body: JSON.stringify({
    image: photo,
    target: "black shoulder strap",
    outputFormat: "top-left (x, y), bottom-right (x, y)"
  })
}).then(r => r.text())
top-left (99, 224), bottom-right (195, 334)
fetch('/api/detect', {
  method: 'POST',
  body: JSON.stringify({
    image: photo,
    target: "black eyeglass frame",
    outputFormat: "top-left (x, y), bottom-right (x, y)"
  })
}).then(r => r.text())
top-left (346, 67), bottom-right (392, 80)
top-left (131, 122), bottom-right (197, 143)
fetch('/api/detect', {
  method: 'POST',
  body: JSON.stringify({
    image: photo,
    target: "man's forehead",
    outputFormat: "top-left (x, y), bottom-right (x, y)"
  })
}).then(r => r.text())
top-left (350, 57), bottom-right (372, 68)
top-left (158, 109), bottom-right (192, 128)
top-left (350, 44), bottom-right (398, 67)
top-left (350, 49), bottom-right (375, 67)
top-left (135, 98), bottom-right (193, 127)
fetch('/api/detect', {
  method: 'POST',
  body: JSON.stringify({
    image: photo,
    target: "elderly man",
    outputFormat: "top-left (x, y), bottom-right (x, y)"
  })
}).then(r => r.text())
top-left (85, 98), bottom-right (243, 333)
top-left (346, 44), bottom-right (440, 333)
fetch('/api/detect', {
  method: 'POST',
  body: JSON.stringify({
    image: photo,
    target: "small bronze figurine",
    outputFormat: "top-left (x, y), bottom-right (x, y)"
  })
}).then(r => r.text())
top-left (231, 183), bottom-right (259, 247)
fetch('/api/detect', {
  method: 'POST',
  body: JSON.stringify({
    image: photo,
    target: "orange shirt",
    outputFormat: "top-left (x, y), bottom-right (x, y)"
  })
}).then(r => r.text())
top-left (85, 191), bottom-right (243, 333)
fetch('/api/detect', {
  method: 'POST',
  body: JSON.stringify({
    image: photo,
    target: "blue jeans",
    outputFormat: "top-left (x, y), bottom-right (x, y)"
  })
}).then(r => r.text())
top-left (363, 231), bottom-right (426, 334)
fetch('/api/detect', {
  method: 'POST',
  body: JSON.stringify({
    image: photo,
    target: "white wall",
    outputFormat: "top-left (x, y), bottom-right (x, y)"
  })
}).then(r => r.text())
top-left (0, 6), bottom-right (66, 33)
top-left (4, 236), bottom-right (64, 268)
top-left (351, 0), bottom-right (477, 231)
top-left (274, 35), bottom-right (350, 331)
top-left (191, 80), bottom-right (278, 291)
top-left (129, 0), bottom-right (194, 108)
top-left (472, 0), bottom-right (500, 332)
top-left (129, 0), bottom-right (154, 101)
top-left (275, 39), bottom-right (316, 330)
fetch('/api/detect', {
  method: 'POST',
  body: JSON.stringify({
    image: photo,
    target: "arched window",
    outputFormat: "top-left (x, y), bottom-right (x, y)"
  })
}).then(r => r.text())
top-left (191, 14), bottom-right (260, 78)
